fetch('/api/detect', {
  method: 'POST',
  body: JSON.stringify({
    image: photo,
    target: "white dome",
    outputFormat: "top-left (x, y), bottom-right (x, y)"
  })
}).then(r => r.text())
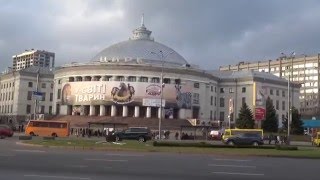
top-left (92, 18), bottom-right (188, 65)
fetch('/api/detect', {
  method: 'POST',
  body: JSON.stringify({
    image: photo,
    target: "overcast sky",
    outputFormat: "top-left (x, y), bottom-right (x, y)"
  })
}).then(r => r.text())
top-left (1, 0), bottom-right (320, 71)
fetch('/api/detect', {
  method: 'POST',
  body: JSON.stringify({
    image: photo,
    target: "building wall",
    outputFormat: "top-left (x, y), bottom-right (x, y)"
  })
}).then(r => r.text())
top-left (219, 55), bottom-right (318, 117)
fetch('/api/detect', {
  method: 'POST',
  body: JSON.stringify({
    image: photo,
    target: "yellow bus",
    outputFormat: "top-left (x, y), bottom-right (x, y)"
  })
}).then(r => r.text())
top-left (25, 120), bottom-right (70, 137)
top-left (222, 128), bottom-right (264, 141)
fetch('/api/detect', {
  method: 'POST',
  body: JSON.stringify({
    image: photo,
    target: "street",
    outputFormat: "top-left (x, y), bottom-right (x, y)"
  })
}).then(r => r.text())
top-left (0, 136), bottom-right (319, 180)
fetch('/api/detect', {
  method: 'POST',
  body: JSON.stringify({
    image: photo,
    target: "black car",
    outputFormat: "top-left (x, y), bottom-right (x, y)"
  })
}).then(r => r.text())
top-left (113, 127), bottom-right (152, 142)
top-left (223, 133), bottom-right (264, 146)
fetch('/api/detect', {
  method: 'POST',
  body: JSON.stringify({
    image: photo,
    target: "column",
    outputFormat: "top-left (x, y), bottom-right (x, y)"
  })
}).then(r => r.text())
top-left (179, 109), bottom-right (186, 119)
top-left (146, 107), bottom-right (151, 118)
top-left (134, 106), bottom-right (140, 117)
top-left (80, 105), bottom-right (85, 116)
top-left (71, 106), bottom-right (75, 115)
top-left (99, 105), bottom-right (106, 116)
top-left (122, 106), bottom-right (128, 117)
top-left (158, 107), bottom-right (164, 119)
top-left (89, 105), bottom-right (95, 116)
top-left (82, 76), bottom-right (86, 81)
top-left (111, 105), bottom-right (116, 117)
top-left (101, 76), bottom-right (106, 81)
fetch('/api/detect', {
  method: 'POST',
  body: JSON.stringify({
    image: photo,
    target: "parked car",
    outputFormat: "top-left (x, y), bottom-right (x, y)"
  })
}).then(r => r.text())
top-left (113, 127), bottom-right (152, 142)
top-left (223, 133), bottom-right (264, 146)
top-left (0, 125), bottom-right (14, 139)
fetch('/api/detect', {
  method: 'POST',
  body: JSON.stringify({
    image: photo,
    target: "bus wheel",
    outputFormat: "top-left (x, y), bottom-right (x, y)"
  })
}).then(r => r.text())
top-left (52, 133), bottom-right (57, 137)
top-left (30, 132), bottom-right (35, 136)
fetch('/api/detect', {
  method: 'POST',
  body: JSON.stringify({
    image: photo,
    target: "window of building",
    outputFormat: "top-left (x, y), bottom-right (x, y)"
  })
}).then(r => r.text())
top-left (140, 77), bottom-right (148, 82)
top-left (270, 89), bottom-right (273, 95)
top-left (41, 83), bottom-right (46, 88)
top-left (128, 76), bottom-right (136, 82)
top-left (193, 93), bottom-right (199, 104)
top-left (50, 93), bottom-right (53, 102)
top-left (220, 98), bottom-right (225, 107)
top-left (214, 97), bottom-right (217, 106)
top-left (26, 104), bottom-right (31, 114)
top-left (210, 96), bottom-right (213, 106)
top-left (242, 87), bottom-right (246, 93)
top-left (215, 87), bottom-right (217, 92)
top-left (282, 90), bottom-right (285, 97)
top-left (41, 106), bottom-right (45, 114)
top-left (220, 88), bottom-right (225, 93)
top-left (42, 92), bottom-right (46, 101)
top-left (211, 86), bottom-right (213, 92)
top-left (175, 79), bottom-right (181, 84)
top-left (276, 90), bottom-right (279, 96)
top-left (57, 89), bottom-right (61, 99)
top-left (282, 101), bottom-right (285, 111)
top-left (210, 110), bottom-right (213, 120)
top-left (214, 111), bottom-right (216, 120)
top-left (194, 83), bottom-right (200, 88)
top-left (229, 88), bottom-right (234, 93)
top-left (164, 78), bottom-right (171, 84)
top-left (49, 106), bottom-right (52, 114)
top-left (58, 79), bottom-right (61, 84)
top-left (10, 105), bottom-right (13, 113)
top-left (276, 100), bottom-right (279, 110)
top-left (117, 76), bottom-right (125, 81)
top-left (242, 97), bottom-right (246, 105)
top-left (27, 91), bottom-right (32, 100)
top-left (28, 82), bottom-right (33, 87)
top-left (220, 111), bottom-right (225, 121)
top-left (150, 77), bottom-right (159, 83)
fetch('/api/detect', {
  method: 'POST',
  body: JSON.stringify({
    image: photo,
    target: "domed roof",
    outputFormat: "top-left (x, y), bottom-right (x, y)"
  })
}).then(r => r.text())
top-left (92, 16), bottom-right (188, 65)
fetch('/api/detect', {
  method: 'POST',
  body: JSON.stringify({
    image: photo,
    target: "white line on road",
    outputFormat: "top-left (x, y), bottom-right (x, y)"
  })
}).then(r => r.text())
top-left (84, 158), bottom-right (128, 162)
top-left (0, 154), bottom-right (15, 157)
top-left (105, 153), bottom-right (144, 157)
top-left (213, 158), bottom-right (251, 162)
top-left (209, 164), bottom-right (256, 168)
top-left (24, 175), bottom-right (91, 180)
top-left (13, 149), bottom-right (46, 153)
top-left (212, 172), bottom-right (264, 176)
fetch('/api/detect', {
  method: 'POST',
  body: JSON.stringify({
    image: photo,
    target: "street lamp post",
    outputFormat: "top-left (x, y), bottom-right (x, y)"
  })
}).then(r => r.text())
top-left (150, 50), bottom-right (174, 140)
top-left (281, 52), bottom-right (295, 145)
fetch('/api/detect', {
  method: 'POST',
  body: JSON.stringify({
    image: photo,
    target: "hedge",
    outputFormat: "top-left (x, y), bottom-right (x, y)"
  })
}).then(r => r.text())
top-left (275, 145), bottom-right (298, 151)
top-left (153, 141), bottom-right (275, 149)
top-left (18, 136), bottom-right (32, 140)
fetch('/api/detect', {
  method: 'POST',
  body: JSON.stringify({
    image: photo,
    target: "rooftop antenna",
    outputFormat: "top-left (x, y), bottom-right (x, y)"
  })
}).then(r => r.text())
top-left (141, 13), bottom-right (145, 27)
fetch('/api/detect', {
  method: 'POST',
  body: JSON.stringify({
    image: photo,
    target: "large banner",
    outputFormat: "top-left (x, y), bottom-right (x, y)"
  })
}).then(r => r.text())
top-left (61, 81), bottom-right (192, 109)
top-left (254, 82), bottom-right (267, 121)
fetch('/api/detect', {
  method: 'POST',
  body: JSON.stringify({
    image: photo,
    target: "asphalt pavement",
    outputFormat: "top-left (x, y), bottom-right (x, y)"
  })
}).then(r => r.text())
top-left (0, 136), bottom-right (319, 180)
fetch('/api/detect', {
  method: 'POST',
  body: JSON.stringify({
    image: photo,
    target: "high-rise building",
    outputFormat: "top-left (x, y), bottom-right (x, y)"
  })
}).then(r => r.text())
top-left (219, 54), bottom-right (320, 118)
top-left (12, 49), bottom-right (55, 71)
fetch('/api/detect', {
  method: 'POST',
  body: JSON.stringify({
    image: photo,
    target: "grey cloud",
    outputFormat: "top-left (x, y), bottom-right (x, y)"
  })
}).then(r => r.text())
top-left (1, 0), bottom-right (320, 71)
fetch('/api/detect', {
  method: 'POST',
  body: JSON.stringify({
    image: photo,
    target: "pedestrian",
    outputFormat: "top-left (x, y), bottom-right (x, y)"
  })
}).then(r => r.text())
top-left (175, 132), bottom-right (179, 140)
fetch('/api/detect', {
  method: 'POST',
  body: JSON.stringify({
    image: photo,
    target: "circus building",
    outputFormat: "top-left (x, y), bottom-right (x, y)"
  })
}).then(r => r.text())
top-left (53, 18), bottom-right (218, 123)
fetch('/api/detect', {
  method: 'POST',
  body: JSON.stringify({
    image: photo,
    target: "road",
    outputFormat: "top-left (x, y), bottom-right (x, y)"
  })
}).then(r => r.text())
top-left (0, 136), bottom-right (318, 180)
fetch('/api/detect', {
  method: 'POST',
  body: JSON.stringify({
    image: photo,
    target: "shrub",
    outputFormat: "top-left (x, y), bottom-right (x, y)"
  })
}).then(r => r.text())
top-left (275, 145), bottom-right (298, 151)
top-left (43, 136), bottom-right (55, 140)
top-left (19, 136), bottom-right (32, 140)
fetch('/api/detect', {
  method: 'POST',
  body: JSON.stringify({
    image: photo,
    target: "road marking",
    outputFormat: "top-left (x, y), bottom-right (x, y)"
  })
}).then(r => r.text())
top-left (13, 149), bottom-right (46, 153)
top-left (105, 153), bottom-right (144, 157)
top-left (213, 158), bottom-right (251, 162)
top-left (212, 172), bottom-right (264, 176)
top-left (84, 158), bottom-right (128, 162)
top-left (65, 165), bottom-right (88, 168)
top-left (209, 164), bottom-right (256, 168)
top-left (0, 154), bottom-right (15, 157)
top-left (24, 175), bottom-right (91, 179)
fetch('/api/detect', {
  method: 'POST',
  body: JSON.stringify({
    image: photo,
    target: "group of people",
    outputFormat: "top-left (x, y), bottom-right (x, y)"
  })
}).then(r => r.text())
top-left (267, 134), bottom-right (288, 145)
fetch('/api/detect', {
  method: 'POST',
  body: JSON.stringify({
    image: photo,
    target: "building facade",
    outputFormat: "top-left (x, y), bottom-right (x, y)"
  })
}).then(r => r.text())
top-left (12, 49), bottom-right (55, 71)
top-left (0, 67), bottom-right (54, 125)
top-left (52, 20), bottom-right (299, 128)
top-left (219, 55), bottom-right (319, 118)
